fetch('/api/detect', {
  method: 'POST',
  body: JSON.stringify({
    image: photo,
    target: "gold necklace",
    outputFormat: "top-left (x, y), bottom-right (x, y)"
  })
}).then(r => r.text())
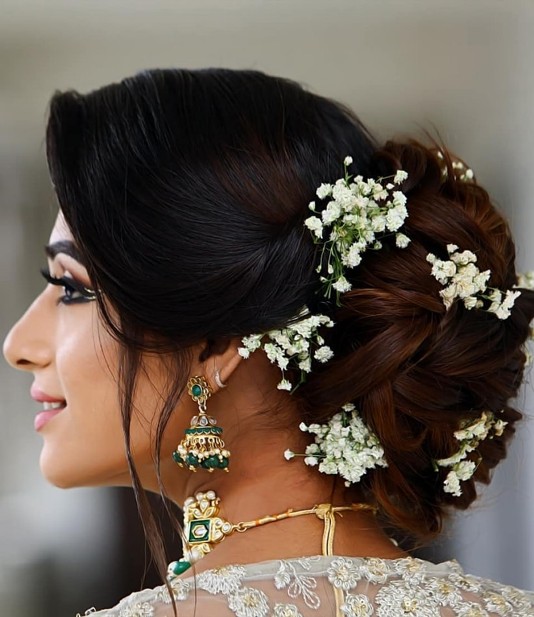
top-left (167, 490), bottom-right (377, 579)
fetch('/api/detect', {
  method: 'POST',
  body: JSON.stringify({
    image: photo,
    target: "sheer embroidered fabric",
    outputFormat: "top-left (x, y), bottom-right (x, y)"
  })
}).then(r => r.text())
top-left (79, 556), bottom-right (534, 617)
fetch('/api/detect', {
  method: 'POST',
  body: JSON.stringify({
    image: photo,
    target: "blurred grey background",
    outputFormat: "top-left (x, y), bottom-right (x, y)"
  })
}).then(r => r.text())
top-left (1, 1), bottom-right (534, 615)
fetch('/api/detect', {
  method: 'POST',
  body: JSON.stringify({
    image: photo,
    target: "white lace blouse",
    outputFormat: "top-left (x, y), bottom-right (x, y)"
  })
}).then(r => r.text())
top-left (79, 555), bottom-right (534, 617)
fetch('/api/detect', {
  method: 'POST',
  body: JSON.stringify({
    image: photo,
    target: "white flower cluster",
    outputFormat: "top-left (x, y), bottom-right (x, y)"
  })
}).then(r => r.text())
top-left (238, 308), bottom-right (334, 391)
top-left (304, 157), bottom-right (410, 299)
top-left (427, 244), bottom-right (521, 319)
top-left (435, 411), bottom-right (507, 497)
top-left (436, 150), bottom-right (474, 182)
top-left (285, 403), bottom-right (388, 487)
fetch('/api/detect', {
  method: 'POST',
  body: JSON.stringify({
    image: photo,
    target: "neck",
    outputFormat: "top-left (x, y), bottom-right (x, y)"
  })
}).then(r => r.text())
top-left (163, 428), bottom-right (406, 572)
top-left (149, 357), bottom-right (407, 570)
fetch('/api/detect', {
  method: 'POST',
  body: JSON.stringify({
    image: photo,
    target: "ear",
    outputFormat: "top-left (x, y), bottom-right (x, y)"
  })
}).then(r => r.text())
top-left (197, 337), bottom-right (245, 393)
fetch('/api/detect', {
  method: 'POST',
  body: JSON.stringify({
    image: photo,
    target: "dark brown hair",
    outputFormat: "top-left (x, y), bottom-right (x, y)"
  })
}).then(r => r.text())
top-left (301, 141), bottom-right (534, 537)
top-left (45, 68), bottom-right (534, 584)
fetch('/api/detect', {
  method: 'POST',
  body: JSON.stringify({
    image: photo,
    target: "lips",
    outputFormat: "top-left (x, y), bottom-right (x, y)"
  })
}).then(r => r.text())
top-left (31, 384), bottom-right (65, 404)
top-left (31, 385), bottom-right (67, 431)
top-left (34, 405), bottom-right (66, 431)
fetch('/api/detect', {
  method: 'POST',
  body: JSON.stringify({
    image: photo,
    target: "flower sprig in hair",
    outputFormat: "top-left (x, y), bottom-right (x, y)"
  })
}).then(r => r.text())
top-left (284, 403), bottom-right (388, 486)
top-left (238, 157), bottom-right (410, 391)
top-left (304, 157), bottom-right (410, 302)
top-left (434, 411), bottom-right (507, 497)
top-left (427, 244), bottom-right (521, 319)
top-left (238, 308), bottom-right (334, 391)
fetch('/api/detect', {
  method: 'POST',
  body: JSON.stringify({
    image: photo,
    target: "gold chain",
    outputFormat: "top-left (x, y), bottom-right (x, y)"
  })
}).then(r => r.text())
top-left (176, 491), bottom-right (377, 566)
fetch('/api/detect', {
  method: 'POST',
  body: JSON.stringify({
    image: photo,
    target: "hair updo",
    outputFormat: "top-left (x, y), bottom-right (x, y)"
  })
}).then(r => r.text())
top-left (45, 68), bottom-right (534, 573)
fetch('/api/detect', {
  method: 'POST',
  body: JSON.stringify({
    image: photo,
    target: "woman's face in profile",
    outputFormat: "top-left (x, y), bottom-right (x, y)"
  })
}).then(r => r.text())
top-left (3, 212), bottom-right (171, 488)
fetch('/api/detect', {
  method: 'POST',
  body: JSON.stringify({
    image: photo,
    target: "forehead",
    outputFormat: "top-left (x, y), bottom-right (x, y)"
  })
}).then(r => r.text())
top-left (49, 211), bottom-right (74, 245)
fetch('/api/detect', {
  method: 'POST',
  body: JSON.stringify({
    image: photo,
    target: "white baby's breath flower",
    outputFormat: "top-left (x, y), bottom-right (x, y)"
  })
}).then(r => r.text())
top-left (385, 205), bottom-right (407, 232)
top-left (284, 449), bottom-right (295, 460)
top-left (462, 168), bottom-right (474, 180)
top-left (428, 244), bottom-right (519, 321)
top-left (430, 259), bottom-right (456, 284)
top-left (239, 310), bottom-right (334, 391)
top-left (436, 411), bottom-right (505, 497)
top-left (394, 169), bottom-right (408, 184)
top-left (439, 285), bottom-right (457, 310)
top-left (443, 470), bottom-right (462, 497)
top-left (322, 201), bottom-right (342, 224)
top-left (456, 460), bottom-right (476, 481)
top-left (392, 191), bottom-right (407, 208)
top-left (332, 276), bottom-right (352, 293)
top-left (332, 184), bottom-right (357, 210)
top-left (298, 357), bottom-right (312, 372)
top-left (304, 215), bottom-right (323, 239)
top-left (488, 289), bottom-right (521, 319)
top-left (342, 244), bottom-right (363, 268)
top-left (493, 419), bottom-right (507, 436)
top-left (450, 249), bottom-right (476, 266)
top-left (314, 346), bottom-right (334, 363)
top-left (463, 295), bottom-right (478, 310)
top-left (372, 186), bottom-right (388, 201)
top-left (395, 233), bottom-right (411, 248)
top-left (277, 379), bottom-right (292, 391)
top-left (344, 156), bottom-right (353, 166)
top-left (502, 289), bottom-right (521, 310)
top-left (237, 347), bottom-right (250, 359)
top-left (316, 183), bottom-right (333, 200)
top-left (370, 214), bottom-right (386, 233)
top-left (298, 406), bottom-right (387, 486)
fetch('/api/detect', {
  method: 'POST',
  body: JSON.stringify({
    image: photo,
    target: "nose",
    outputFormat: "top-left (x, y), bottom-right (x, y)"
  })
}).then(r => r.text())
top-left (3, 293), bottom-right (54, 371)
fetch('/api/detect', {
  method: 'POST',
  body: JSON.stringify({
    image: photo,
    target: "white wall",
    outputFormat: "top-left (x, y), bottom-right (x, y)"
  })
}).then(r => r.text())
top-left (1, 1), bottom-right (533, 614)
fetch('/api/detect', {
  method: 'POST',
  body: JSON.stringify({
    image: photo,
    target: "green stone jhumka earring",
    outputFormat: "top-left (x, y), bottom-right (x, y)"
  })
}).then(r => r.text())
top-left (172, 376), bottom-right (230, 472)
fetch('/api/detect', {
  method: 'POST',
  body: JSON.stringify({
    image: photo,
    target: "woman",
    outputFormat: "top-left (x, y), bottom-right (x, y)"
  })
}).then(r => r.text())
top-left (3, 68), bottom-right (534, 616)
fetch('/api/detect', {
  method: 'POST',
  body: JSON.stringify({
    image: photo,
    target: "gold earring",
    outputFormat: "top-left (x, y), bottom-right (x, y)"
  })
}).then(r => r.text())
top-left (172, 376), bottom-right (230, 472)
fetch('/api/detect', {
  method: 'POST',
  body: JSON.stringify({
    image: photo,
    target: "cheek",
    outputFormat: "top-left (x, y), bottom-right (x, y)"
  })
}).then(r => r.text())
top-left (60, 319), bottom-right (120, 425)
top-left (39, 319), bottom-right (129, 487)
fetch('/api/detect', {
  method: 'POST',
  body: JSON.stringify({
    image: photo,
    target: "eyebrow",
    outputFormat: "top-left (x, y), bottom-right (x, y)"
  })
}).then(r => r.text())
top-left (44, 240), bottom-right (86, 266)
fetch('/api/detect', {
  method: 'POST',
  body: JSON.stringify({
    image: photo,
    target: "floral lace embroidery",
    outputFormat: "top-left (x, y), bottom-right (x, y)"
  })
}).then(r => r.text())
top-left (78, 555), bottom-right (534, 617)
top-left (455, 604), bottom-right (489, 617)
top-left (424, 578), bottom-right (463, 607)
top-left (484, 592), bottom-right (515, 615)
top-left (274, 559), bottom-right (320, 609)
top-left (154, 579), bottom-right (190, 603)
top-left (341, 593), bottom-right (374, 616)
top-left (359, 558), bottom-right (390, 585)
top-left (327, 557), bottom-right (362, 591)
top-left (272, 603), bottom-right (304, 617)
top-left (227, 586), bottom-right (270, 617)
top-left (198, 564), bottom-right (246, 595)
top-left (117, 602), bottom-right (154, 617)
top-left (375, 579), bottom-right (441, 616)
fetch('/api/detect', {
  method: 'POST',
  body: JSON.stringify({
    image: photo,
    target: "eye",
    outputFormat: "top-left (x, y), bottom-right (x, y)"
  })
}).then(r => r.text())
top-left (40, 267), bottom-right (97, 305)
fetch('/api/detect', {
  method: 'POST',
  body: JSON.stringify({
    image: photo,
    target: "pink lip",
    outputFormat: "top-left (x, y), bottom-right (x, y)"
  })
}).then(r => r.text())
top-left (31, 384), bottom-right (66, 431)
top-left (34, 406), bottom-right (65, 431)
top-left (31, 384), bottom-right (65, 403)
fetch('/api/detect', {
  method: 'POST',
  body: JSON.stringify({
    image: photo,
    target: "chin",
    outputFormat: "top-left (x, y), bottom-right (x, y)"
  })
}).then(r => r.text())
top-left (39, 448), bottom-right (132, 489)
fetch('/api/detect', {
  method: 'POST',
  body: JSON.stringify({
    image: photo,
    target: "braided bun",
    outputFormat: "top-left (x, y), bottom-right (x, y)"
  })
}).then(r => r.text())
top-left (298, 140), bottom-right (534, 540)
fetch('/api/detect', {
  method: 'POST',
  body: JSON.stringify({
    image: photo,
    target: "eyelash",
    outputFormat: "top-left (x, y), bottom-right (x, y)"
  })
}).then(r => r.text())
top-left (40, 268), bottom-right (97, 305)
